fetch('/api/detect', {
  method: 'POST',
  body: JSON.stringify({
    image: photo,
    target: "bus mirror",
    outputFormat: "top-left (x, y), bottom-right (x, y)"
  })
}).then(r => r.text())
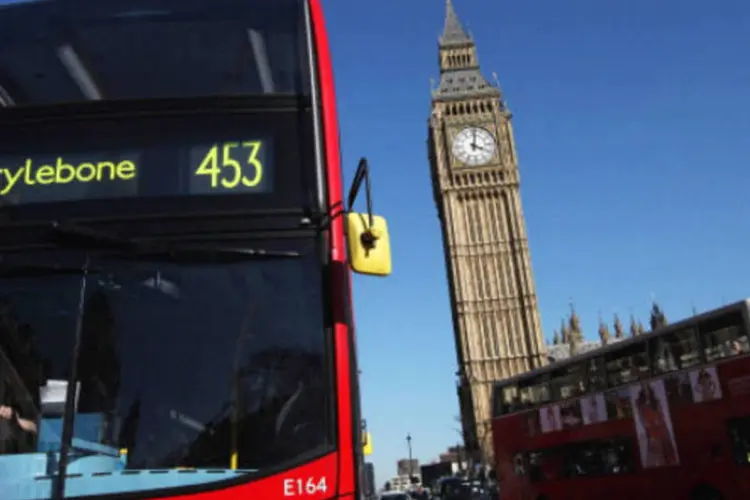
top-left (346, 212), bottom-right (392, 276)
top-left (346, 158), bottom-right (392, 277)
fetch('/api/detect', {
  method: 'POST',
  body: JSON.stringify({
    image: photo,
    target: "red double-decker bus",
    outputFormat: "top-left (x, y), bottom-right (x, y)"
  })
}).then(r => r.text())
top-left (0, 1), bottom-right (391, 499)
top-left (491, 299), bottom-right (750, 500)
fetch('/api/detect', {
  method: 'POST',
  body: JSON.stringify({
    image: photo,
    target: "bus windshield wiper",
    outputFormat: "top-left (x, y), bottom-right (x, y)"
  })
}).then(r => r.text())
top-left (127, 245), bottom-right (301, 263)
top-left (49, 221), bottom-right (302, 262)
top-left (50, 220), bottom-right (136, 251)
top-left (0, 252), bottom-right (100, 277)
top-left (0, 262), bottom-right (95, 277)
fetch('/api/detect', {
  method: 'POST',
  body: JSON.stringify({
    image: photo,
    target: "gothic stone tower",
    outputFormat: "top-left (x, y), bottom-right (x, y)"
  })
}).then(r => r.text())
top-left (427, 0), bottom-right (547, 463)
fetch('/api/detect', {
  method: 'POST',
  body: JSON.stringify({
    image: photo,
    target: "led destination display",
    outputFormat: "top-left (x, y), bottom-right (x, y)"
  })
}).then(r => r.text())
top-left (0, 139), bottom-right (272, 206)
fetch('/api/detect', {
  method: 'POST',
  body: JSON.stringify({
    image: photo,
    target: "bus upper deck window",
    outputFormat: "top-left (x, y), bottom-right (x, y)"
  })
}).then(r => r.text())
top-left (502, 386), bottom-right (519, 413)
top-left (700, 310), bottom-right (748, 362)
top-left (652, 327), bottom-right (701, 374)
top-left (606, 344), bottom-right (649, 387)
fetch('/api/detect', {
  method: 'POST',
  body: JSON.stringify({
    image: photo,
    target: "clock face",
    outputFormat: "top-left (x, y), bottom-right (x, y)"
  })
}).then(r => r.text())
top-left (451, 127), bottom-right (497, 166)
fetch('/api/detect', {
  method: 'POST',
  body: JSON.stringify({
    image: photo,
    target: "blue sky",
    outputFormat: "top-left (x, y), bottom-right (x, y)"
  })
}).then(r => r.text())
top-left (324, 0), bottom-right (750, 483)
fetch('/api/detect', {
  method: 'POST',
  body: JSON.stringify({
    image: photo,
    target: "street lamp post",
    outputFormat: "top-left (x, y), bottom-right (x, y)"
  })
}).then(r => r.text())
top-left (406, 433), bottom-right (413, 478)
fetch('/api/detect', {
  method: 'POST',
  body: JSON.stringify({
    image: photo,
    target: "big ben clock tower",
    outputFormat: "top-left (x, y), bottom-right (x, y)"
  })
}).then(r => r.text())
top-left (428, 0), bottom-right (547, 463)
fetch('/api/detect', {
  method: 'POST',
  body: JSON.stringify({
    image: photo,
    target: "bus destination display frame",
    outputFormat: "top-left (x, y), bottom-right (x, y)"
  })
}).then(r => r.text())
top-left (0, 103), bottom-right (316, 222)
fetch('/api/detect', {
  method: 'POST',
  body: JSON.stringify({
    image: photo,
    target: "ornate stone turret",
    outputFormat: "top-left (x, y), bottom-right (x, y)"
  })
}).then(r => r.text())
top-left (649, 301), bottom-right (668, 331)
top-left (598, 316), bottom-right (611, 345)
top-left (552, 330), bottom-right (561, 345)
top-left (630, 314), bottom-right (644, 337)
top-left (566, 305), bottom-right (583, 355)
top-left (560, 319), bottom-right (570, 344)
top-left (568, 305), bottom-right (582, 340)
top-left (613, 314), bottom-right (624, 339)
top-left (569, 326), bottom-right (580, 356)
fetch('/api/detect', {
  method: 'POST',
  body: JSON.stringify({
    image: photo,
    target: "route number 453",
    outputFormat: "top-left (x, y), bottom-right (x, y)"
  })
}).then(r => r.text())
top-left (283, 477), bottom-right (328, 497)
top-left (194, 141), bottom-right (263, 190)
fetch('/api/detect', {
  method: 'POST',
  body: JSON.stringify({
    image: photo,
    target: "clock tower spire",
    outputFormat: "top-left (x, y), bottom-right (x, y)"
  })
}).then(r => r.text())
top-left (441, 0), bottom-right (471, 46)
top-left (428, 0), bottom-right (547, 465)
top-left (434, 0), bottom-right (498, 101)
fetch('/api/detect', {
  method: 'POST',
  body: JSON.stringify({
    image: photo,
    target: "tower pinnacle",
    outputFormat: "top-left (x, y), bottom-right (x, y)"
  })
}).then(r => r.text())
top-left (433, 0), bottom-right (498, 100)
top-left (440, 0), bottom-right (472, 47)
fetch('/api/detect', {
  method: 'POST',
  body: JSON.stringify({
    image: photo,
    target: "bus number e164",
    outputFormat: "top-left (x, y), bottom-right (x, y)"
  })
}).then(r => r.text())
top-left (283, 477), bottom-right (328, 497)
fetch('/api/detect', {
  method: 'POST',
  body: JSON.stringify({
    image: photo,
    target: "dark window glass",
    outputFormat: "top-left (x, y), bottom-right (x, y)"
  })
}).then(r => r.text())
top-left (0, 0), bottom-right (309, 108)
top-left (518, 375), bottom-right (551, 408)
top-left (728, 417), bottom-right (750, 466)
top-left (518, 384), bottom-right (534, 411)
top-left (550, 363), bottom-right (586, 400)
top-left (564, 439), bottom-right (634, 478)
top-left (0, 268), bottom-right (80, 456)
top-left (604, 387), bottom-right (633, 420)
top-left (564, 442), bottom-right (604, 477)
top-left (651, 327), bottom-right (701, 374)
top-left (500, 385), bottom-right (519, 415)
top-left (491, 385), bottom-right (504, 418)
top-left (699, 310), bottom-right (749, 362)
top-left (527, 439), bottom-right (634, 484)
top-left (599, 439), bottom-right (635, 475)
top-left (605, 342), bottom-right (649, 387)
top-left (0, 240), bottom-right (332, 498)
top-left (586, 356), bottom-right (606, 391)
top-left (528, 449), bottom-right (562, 483)
top-left (533, 379), bottom-right (552, 405)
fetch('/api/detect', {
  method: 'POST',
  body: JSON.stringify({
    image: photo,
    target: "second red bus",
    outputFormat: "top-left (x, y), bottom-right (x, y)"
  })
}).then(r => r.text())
top-left (491, 299), bottom-right (750, 500)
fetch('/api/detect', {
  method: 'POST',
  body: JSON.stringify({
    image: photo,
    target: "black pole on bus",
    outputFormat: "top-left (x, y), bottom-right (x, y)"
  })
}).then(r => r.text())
top-left (55, 254), bottom-right (91, 499)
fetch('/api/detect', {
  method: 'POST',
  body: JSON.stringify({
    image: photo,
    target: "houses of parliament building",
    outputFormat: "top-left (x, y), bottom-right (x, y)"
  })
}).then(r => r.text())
top-left (427, 0), bottom-right (670, 463)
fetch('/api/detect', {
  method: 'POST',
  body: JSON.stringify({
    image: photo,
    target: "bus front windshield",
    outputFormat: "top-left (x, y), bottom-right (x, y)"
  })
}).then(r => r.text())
top-left (0, 240), bottom-right (332, 498)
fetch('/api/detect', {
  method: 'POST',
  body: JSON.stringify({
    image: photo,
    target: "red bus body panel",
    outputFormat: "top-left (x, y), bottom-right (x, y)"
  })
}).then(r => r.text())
top-left (493, 356), bottom-right (750, 500)
top-left (154, 454), bottom-right (338, 500)
top-left (143, 1), bottom-right (354, 498)
top-left (309, 0), bottom-right (357, 496)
